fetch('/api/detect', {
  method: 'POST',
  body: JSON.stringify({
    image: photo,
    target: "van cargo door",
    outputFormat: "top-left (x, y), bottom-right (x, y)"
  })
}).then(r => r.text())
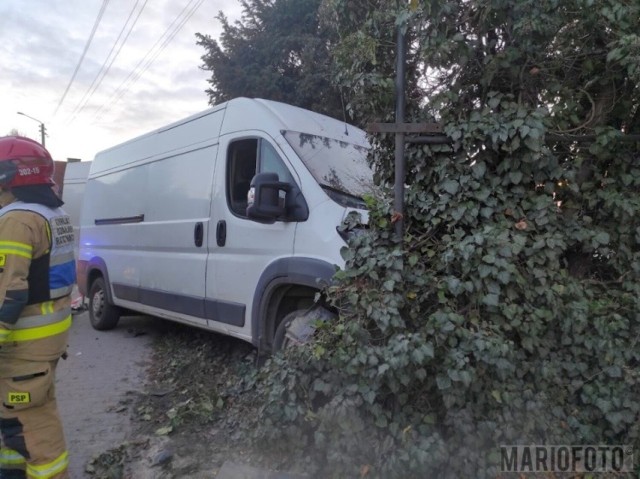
top-left (137, 144), bottom-right (218, 326)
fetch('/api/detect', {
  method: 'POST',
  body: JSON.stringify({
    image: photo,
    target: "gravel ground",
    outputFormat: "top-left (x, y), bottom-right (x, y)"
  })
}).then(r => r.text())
top-left (56, 311), bottom-right (159, 478)
top-left (56, 309), bottom-right (301, 479)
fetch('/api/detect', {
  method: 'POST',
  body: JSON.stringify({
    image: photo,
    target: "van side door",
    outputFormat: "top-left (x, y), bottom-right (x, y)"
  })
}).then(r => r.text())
top-left (135, 144), bottom-right (218, 327)
top-left (205, 134), bottom-right (299, 336)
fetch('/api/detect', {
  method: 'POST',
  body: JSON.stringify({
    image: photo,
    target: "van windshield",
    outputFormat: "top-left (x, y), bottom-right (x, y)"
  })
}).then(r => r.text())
top-left (282, 130), bottom-right (375, 208)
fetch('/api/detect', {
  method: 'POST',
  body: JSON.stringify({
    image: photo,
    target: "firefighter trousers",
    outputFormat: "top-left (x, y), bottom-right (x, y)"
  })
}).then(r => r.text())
top-left (0, 359), bottom-right (68, 479)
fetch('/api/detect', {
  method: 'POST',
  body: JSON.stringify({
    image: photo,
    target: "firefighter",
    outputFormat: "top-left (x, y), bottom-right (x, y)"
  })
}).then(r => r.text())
top-left (0, 136), bottom-right (75, 479)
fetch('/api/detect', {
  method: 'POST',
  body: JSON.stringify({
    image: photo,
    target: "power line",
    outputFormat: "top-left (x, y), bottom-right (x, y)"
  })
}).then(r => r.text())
top-left (68, 0), bottom-right (150, 122)
top-left (54, 0), bottom-right (110, 116)
top-left (94, 0), bottom-right (204, 120)
top-left (93, 0), bottom-right (205, 121)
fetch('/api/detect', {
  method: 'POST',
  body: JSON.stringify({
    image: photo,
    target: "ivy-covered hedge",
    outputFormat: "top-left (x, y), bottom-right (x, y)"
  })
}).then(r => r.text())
top-left (247, 1), bottom-right (640, 477)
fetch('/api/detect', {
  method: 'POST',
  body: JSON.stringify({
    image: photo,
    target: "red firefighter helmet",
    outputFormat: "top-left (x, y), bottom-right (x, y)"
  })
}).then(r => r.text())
top-left (0, 136), bottom-right (55, 187)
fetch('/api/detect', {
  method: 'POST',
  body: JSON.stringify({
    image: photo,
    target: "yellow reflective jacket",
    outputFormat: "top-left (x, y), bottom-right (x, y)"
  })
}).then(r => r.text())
top-left (0, 201), bottom-right (74, 362)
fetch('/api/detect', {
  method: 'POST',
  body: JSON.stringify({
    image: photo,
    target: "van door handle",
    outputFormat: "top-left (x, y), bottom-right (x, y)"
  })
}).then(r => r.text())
top-left (216, 220), bottom-right (226, 247)
top-left (194, 222), bottom-right (203, 247)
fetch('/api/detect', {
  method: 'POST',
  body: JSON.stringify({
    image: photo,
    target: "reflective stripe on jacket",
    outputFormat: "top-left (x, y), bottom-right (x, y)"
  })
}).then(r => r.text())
top-left (0, 301), bottom-right (71, 343)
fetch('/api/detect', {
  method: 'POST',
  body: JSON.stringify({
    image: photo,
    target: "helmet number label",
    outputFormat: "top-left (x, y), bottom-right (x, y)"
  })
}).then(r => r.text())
top-left (18, 167), bottom-right (40, 176)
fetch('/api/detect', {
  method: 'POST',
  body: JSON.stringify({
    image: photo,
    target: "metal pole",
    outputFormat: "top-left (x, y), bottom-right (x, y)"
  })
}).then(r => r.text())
top-left (394, 25), bottom-right (407, 241)
top-left (16, 112), bottom-right (46, 147)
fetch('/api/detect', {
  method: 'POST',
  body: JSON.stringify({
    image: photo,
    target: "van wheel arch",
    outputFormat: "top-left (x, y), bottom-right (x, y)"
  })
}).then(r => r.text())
top-left (84, 258), bottom-right (116, 304)
top-left (88, 276), bottom-right (122, 330)
top-left (252, 257), bottom-right (338, 354)
top-left (256, 282), bottom-right (336, 355)
top-left (273, 305), bottom-right (335, 351)
top-left (84, 260), bottom-right (123, 330)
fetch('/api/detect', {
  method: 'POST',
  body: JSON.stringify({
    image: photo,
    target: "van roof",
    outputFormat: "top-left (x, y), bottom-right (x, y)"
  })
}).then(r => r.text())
top-left (95, 97), bottom-right (368, 158)
top-left (241, 98), bottom-right (368, 147)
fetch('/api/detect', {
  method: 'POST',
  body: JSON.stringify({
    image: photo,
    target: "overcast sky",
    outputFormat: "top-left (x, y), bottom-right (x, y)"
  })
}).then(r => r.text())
top-left (0, 0), bottom-right (241, 163)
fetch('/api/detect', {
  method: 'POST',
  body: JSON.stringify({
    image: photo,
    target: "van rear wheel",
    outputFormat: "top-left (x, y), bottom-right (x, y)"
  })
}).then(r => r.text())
top-left (89, 277), bottom-right (121, 330)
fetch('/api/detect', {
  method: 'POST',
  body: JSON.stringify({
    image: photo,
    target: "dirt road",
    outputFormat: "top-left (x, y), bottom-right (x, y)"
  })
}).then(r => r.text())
top-left (56, 311), bottom-right (159, 478)
top-left (54, 309), bottom-right (301, 479)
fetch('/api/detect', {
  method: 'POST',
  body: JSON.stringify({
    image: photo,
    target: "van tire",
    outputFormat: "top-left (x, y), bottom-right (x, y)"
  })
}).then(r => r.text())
top-left (88, 277), bottom-right (121, 330)
top-left (273, 306), bottom-right (333, 352)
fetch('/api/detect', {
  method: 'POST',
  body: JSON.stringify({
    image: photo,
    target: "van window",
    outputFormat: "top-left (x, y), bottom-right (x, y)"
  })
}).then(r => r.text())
top-left (258, 141), bottom-right (295, 184)
top-left (227, 138), bottom-right (296, 217)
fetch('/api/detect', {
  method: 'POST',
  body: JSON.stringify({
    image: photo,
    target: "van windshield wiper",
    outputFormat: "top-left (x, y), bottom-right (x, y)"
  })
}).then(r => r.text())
top-left (319, 184), bottom-right (366, 208)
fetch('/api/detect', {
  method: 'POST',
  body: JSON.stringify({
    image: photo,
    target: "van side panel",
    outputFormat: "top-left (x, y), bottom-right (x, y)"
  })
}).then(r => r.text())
top-left (80, 166), bottom-right (147, 295)
top-left (79, 108), bottom-right (225, 327)
top-left (136, 144), bottom-right (218, 319)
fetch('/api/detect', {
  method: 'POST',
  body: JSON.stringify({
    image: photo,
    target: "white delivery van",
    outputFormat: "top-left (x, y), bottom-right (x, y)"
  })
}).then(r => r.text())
top-left (62, 160), bottom-right (92, 309)
top-left (61, 161), bottom-right (92, 251)
top-left (77, 97), bottom-right (373, 353)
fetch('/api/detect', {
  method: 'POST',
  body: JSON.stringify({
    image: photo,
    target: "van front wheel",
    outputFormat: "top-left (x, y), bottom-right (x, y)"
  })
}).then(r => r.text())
top-left (273, 306), bottom-right (334, 352)
top-left (89, 277), bottom-right (121, 330)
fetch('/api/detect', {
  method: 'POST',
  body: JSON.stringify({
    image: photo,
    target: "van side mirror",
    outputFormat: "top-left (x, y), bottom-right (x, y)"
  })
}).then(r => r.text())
top-left (247, 172), bottom-right (291, 224)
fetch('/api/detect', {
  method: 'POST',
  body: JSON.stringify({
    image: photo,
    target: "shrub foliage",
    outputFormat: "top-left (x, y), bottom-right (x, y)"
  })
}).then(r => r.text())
top-left (248, 1), bottom-right (640, 477)
top-left (196, 0), bottom-right (346, 120)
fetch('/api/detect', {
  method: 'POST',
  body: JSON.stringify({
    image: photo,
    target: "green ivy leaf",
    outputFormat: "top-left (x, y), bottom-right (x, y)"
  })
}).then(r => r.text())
top-left (436, 375), bottom-right (451, 390)
top-left (442, 180), bottom-right (460, 195)
top-left (482, 294), bottom-right (500, 306)
top-left (509, 171), bottom-right (523, 184)
top-left (594, 231), bottom-right (610, 245)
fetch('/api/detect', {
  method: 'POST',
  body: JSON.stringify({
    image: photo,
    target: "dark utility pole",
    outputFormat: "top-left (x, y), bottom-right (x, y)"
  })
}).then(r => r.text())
top-left (17, 112), bottom-right (46, 147)
top-left (393, 26), bottom-right (407, 240)
top-left (367, 8), bottom-right (449, 243)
